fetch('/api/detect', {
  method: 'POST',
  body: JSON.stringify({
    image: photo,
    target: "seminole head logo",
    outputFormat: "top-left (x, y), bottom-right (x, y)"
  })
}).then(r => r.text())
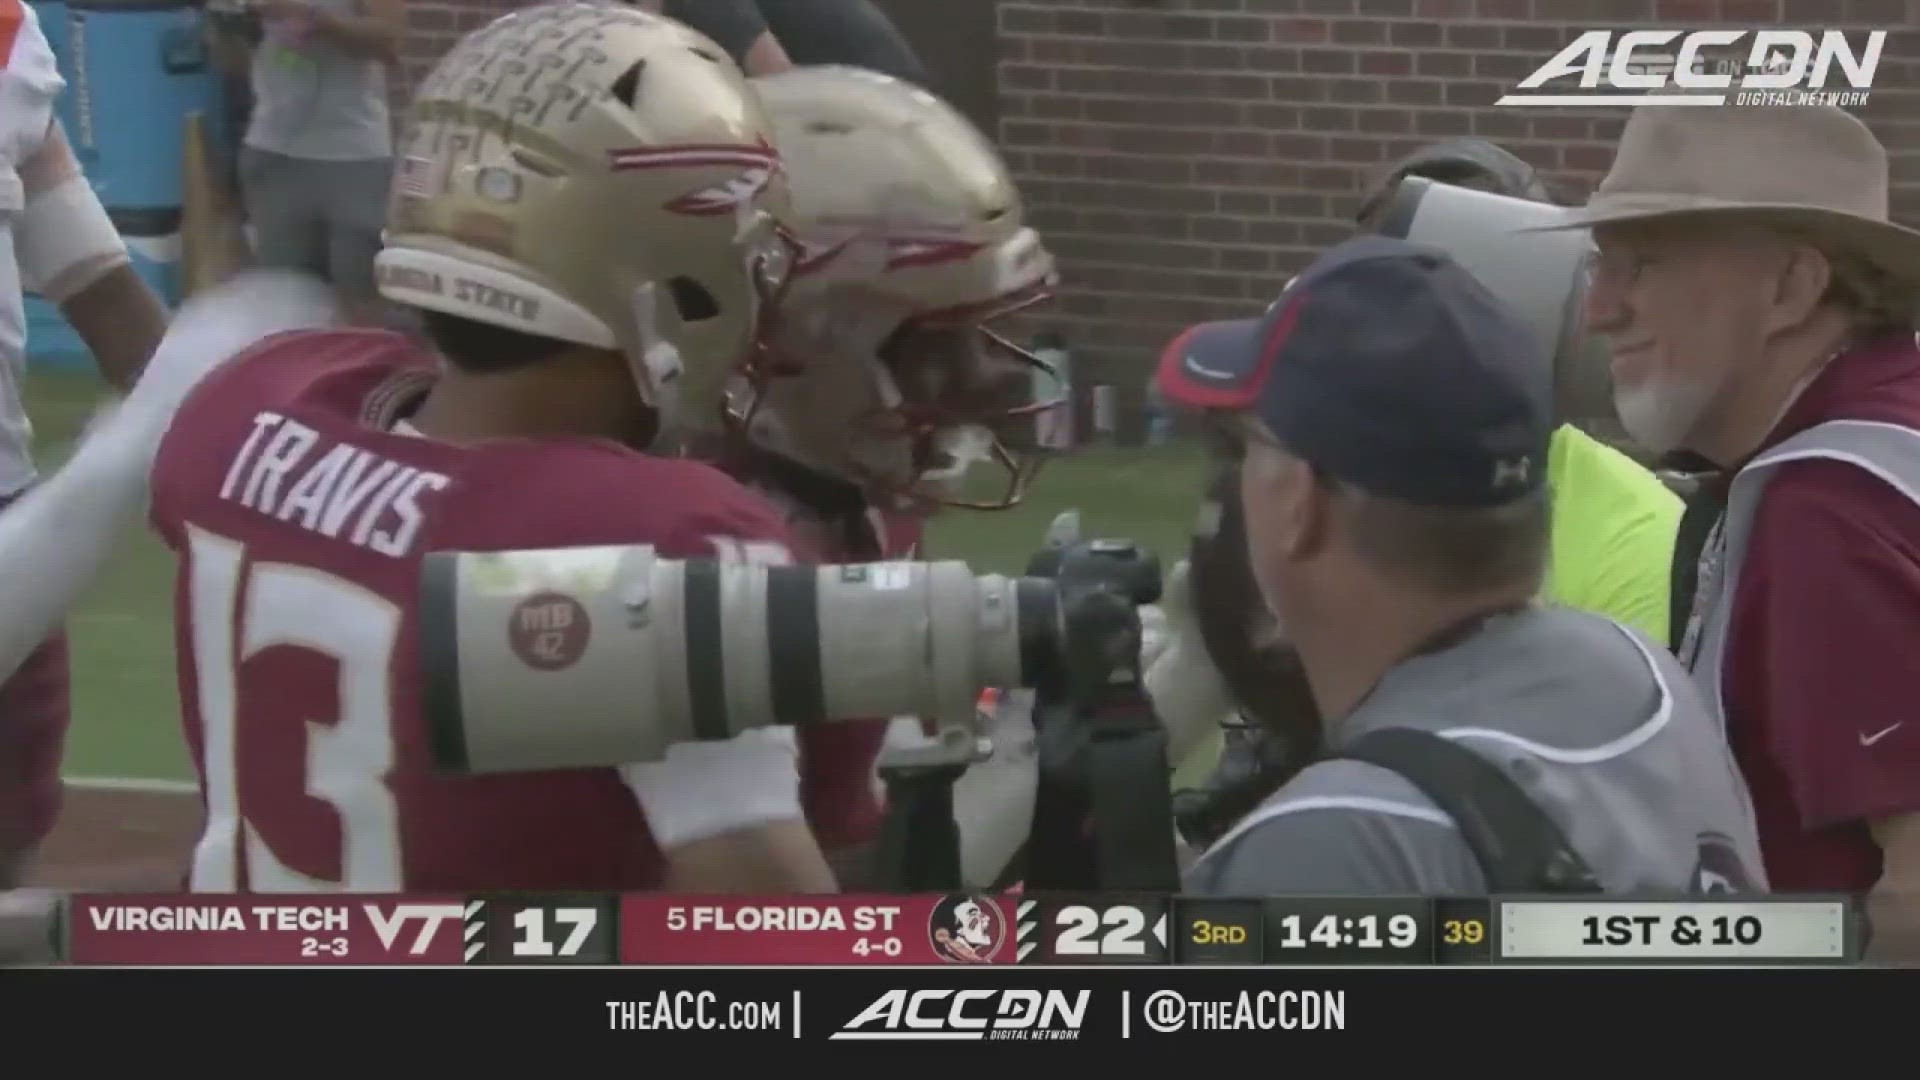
top-left (927, 893), bottom-right (1007, 964)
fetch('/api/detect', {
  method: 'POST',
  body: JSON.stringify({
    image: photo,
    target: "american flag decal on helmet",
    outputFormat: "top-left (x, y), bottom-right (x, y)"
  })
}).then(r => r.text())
top-left (394, 155), bottom-right (439, 200)
top-left (607, 141), bottom-right (784, 217)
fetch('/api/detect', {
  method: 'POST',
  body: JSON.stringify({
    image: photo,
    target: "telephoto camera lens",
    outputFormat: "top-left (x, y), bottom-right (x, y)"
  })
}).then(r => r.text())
top-left (419, 545), bottom-right (1066, 774)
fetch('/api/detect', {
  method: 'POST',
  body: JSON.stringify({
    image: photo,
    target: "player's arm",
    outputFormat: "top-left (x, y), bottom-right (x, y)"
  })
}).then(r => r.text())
top-left (0, 272), bottom-right (335, 683)
top-left (618, 507), bottom-right (837, 894)
top-left (1749, 466), bottom-right (1920, 960)
top-left (15, 122), bottom-right (167, 390)
top-left (623, 729), bottom-right (836, 893)
top-left (281, 0), bottom-right (402, 62)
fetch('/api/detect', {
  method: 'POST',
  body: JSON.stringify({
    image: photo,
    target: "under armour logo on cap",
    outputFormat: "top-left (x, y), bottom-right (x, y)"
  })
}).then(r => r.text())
top-left (1491, 456), bottom-right (1532, 489)
top-left (1156, 236), bottom-right (1552, 509)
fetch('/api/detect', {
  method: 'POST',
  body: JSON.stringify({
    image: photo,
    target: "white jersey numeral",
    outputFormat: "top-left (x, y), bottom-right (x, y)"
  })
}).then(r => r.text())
top-left (184, 525), bottom-right (405, 892)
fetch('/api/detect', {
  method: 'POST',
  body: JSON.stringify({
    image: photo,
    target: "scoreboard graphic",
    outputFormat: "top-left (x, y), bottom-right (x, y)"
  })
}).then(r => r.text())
top-left (54, 893), bottom-right (1860, 967)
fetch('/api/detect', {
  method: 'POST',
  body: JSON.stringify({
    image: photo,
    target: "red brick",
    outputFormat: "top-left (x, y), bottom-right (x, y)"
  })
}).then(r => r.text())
top-left (1357, 109), bottom-right (1415, 135)
top-left (1193, 217), bottom-right (1249, 244)
top-left (1246, 47), bottom-right (1302, 72)
top-left (1189, 43), bottom-right (1253, 70)
top-left (1505, 24), bottom-right (1569, 52)
top-left (1273, 133), bottom-right (1332, 160)
top-left (1275, 19), bottom-right (1331, 43)
top-left (1655, 0), bottom-right (1718, 19)
top-left (1390, 21), bottom-right (1443, 47)
top-left (1214, 15), bottom-right (1277, 43)
top-left (1476, 52), bottom-right (1541, 80)
top-left (1386, 80), bottom-right (1446, 104)
top-left (1474, 110), bottom-right (1531, 140)
top-left (1270, 75), bottom-right (1330, 102)
top-left (1445, 23), bottom-right (1501, 49)
top-left (1359, 52), bottom-right (1415, 77)
top-left (1247, 103), bottom-right (1303, 128)
top-left (1842, 0), bottom-right (1907, 21)
top-left (1330, 78), bottom-right (1387, 103)
top-left (1302, 106), bottom-right (1358, 132)
top-left (1219, 192), bottom-right (1276, 217)
top-left (1442, 80), bottom-right (1504, 106)
top-left (1330, 136), bottom-right (1390, 162)
top-left (1415, 109), bottom-right (1475, 136)
top-left (1332, 20), bottom-right (1389, 45)
top-left (1418, 52), bottom-right (1474, 78)
top-left (1301, 48), bottom-right (1357, 74)
top-left (1220, 248), bottom-right (1274, 273)
top-left (1530, 113), bottom-right (1593, 140)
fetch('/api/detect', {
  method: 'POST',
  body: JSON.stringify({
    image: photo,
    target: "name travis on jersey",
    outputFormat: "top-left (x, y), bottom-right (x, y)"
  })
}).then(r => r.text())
top-left (220, 410), bottom-right (452, 558)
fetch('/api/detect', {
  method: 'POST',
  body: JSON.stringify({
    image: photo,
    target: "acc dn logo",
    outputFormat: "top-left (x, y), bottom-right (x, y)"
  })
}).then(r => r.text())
top-left (1497, 29), bottom-right (1885, 107)
top-left (830, 989), bottom-right (1089, 1042)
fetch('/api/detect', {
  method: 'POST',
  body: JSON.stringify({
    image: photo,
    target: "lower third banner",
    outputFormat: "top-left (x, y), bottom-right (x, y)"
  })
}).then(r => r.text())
top-left (0, 966), bottom-right (1911, 1049)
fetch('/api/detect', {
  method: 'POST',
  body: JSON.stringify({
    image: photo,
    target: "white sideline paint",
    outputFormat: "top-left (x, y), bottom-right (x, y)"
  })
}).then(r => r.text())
top-left (63, 775), bottom-right (197, 795)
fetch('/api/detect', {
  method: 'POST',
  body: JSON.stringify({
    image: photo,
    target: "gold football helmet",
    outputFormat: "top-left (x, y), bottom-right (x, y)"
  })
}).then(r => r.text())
top-left (375, 1), bottom-right (796, 441)
top-left (744, 66), bottom-right (1061, 510)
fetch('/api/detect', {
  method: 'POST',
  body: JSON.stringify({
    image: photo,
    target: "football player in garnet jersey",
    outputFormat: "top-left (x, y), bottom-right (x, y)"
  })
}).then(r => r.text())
top-left (719, 67), bottom-right (1062, 877)
top-left (147, 3), bottom-right (850, 895)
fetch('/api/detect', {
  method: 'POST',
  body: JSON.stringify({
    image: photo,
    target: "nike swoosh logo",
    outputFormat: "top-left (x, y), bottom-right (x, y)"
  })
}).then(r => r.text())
top-left (1860, 723), bottom-right (1904, 747)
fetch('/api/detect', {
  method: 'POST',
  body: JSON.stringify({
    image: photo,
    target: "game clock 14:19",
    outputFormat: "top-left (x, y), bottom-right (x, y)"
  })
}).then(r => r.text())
top-left (1259, 899), bottom-right (1432, 964)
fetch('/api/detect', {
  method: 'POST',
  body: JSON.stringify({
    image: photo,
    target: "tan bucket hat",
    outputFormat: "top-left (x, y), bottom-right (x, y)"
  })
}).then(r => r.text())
top-left (1532, 103), bottom-right (1920, 288)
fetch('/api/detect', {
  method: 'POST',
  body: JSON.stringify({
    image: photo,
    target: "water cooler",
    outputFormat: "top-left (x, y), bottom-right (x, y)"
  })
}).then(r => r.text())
top-left (25, 0), bottom-right (219, 370)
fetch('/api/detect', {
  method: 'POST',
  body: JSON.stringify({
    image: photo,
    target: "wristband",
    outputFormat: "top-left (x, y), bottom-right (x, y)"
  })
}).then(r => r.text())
top-left (620, 727), bottom-right (804, 851)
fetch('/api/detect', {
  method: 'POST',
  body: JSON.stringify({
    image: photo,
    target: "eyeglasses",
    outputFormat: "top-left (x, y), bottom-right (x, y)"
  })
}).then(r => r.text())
top-left (1588, 246), bottom-right (1651, 290)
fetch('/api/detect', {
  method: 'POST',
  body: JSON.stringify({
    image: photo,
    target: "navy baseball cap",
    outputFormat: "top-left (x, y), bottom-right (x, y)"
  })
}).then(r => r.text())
top-left (1156, 235), bottom-right (1551, 509)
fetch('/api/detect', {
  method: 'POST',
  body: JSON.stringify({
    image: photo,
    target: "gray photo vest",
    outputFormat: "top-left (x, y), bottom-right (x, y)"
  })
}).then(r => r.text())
top-left (1681, 419), bottom-right (1920, 725)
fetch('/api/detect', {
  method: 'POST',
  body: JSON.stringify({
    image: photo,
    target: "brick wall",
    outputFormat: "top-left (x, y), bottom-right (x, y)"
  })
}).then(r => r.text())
top-left (403, 0), bottom-right (1920, 434)
top-left (401, 0), bottom-right (514, 92)
top-left (996, 0), bottom-right (1920, 432)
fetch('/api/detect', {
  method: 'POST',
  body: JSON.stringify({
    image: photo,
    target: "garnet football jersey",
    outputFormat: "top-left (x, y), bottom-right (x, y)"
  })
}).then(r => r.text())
top-left (149, 328), bottom-right (820, 892)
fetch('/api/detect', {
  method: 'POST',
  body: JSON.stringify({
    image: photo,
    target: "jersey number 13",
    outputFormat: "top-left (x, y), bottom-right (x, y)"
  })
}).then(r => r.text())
top-left (183, 526), bottom-right (405, 892)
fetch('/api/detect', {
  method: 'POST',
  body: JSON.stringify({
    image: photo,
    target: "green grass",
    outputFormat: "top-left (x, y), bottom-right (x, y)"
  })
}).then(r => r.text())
top-left (27, 368), bottom-right (1213, 783)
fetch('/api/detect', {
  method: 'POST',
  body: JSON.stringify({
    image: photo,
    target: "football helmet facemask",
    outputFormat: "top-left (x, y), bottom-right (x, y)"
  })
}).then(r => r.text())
top-left (374, 1), bottom-right (797, 445)
top-left (741, 66), bottom-right (1062, 511)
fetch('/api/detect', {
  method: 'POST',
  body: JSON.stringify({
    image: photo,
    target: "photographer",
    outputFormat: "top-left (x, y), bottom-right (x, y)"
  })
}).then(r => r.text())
top-left (1160, 236), bottom-right (1762, 895)
top-left (1163, 138), bottom-right (1684, 844)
